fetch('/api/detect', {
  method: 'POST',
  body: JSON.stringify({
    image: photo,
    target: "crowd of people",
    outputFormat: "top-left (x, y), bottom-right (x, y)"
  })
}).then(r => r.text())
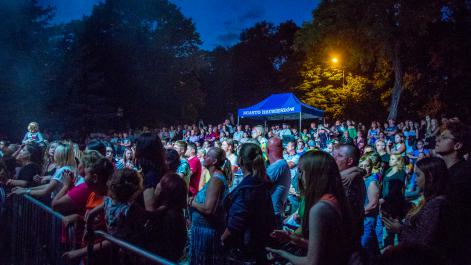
top-left (0, 116), bottom-right (470, 265)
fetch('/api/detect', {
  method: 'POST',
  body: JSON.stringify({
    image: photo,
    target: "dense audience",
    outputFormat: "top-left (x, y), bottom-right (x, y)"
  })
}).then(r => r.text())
top-left (0, 115), bottom-right (470, 265)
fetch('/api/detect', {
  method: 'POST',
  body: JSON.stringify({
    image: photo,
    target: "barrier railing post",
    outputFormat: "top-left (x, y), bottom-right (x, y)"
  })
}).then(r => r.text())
top-left (86, 220), bottom-right (94, 264)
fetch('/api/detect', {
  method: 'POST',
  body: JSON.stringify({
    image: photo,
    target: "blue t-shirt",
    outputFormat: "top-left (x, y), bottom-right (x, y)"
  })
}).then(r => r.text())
top-left (385, 126), bottom-right (398, 141)
top-left (104, 196), bottom-right (131, 236)
top-left (412, 149), bottom-right (430, 157)
top-left (266, 159), bottom-right (291, 215)
top-left (22, 132), bottom-right (44, 144)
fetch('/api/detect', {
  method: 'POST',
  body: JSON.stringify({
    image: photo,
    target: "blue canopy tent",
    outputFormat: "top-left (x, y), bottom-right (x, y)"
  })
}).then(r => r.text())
top-left (237, 93), bottom-right (324, 129)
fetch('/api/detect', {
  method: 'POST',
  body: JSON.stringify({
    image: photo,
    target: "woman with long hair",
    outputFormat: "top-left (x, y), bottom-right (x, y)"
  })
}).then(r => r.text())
top-left (147, 173), bottom-right (188, 262)
top-left (388, 133), bottom-right (406, 156)
top-left (425, 118), bottom-right (440, 149)
top-left (42, 141), bottom-right (59, 177)
top-left (10, 142), bottom-right (76, 200)
top-left (188, 147), bottom-right (228, 265)
top-left (380, 154), bottom-right (410, 247)
top-left (221, 143), bottom-right (275, 264)
top-left (368, 121), bottom-right (380, 146)
top-left (135, 133), bottom-right (167, 211)
top-left (117, 148), bottom-right (136, 170)
top-left (383, 157), bottom-right (452, 259)
top-left (6, 143), bottom-right (42, 188)
top-left (267, 151), bottom-right (354, 265)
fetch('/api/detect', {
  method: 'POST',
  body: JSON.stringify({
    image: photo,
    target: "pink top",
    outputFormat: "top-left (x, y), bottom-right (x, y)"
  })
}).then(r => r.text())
top-left (67, 183), bottom-right (92, 215)
top-left (188, 156), bottom-right (202, 197)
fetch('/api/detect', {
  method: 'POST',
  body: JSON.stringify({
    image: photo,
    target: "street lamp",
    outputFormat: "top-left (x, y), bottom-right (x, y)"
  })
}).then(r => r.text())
top-left (331, 57), bottom-right (344, 86)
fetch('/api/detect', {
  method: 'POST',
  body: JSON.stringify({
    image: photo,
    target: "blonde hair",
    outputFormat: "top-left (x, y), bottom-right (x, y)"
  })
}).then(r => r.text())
top-left (73, 143), bottom-right (82, 162)
top-left (28, 122), bottom-right (39, 132)
top-left (390, 154), bottom-right (405, 169)
top-left (54, 142), bottom-right (77, 168)
top-left (43, 141), bottom-right (59, 162)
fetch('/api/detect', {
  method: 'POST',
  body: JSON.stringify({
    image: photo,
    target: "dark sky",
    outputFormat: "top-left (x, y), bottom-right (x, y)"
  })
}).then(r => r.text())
top-left (39, 0), bottom-right (319, 50)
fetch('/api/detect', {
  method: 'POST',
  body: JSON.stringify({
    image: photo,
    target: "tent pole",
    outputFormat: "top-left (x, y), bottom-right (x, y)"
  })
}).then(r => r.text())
top-left (299, 112), bottom-right (302, 131)
top-left (264, 119), bottom-right (267, 130)
top-left (237, 115), bottom-right (240, 126)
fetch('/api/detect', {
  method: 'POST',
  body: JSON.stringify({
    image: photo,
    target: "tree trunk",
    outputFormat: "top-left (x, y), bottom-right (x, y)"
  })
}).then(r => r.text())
top-left (388, 41), bottom-right (402, 120)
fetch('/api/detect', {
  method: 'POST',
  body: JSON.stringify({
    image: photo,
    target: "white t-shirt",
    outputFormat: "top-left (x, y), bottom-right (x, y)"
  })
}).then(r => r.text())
top-left (51, 166), bottom-right (73, 198)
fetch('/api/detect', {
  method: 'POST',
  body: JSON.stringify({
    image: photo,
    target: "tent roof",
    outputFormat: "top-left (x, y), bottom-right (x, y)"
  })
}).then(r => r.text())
top-left (237, 93), bottom-right (324, 120)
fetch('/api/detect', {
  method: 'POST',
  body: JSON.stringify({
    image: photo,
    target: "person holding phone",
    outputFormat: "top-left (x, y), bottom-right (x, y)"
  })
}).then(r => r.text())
top-left (382, 157), bottom-right (453, 261)
top-left (267, 151), bottom-right (354, 265)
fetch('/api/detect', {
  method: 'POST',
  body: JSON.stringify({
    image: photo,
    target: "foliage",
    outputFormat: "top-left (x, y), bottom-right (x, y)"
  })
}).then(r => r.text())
top-left (294, 0), bottom-right (471, 122)
top-left (298, 65), bottom-right (388, 121)
top-left (1, 0), bottom-right (471, 139)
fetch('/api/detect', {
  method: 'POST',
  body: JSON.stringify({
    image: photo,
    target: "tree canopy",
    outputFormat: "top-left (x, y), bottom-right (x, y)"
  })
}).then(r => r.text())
top-left (0, 0), bottom-right (470, 139)
top-left (293, 0), bottom-right (471, 121)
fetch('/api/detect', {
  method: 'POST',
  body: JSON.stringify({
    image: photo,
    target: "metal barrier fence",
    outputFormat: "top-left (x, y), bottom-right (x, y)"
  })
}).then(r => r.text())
top-left (0, 192), bottom-right (177, 265)
top-left (1, 194), bottom-right (76, 265)
top-left (88, 230), bottom-right (176, 265)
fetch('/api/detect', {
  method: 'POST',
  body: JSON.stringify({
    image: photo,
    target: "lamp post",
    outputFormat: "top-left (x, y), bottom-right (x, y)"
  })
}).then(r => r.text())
top-left (331, 57), bottom-right (344, 86)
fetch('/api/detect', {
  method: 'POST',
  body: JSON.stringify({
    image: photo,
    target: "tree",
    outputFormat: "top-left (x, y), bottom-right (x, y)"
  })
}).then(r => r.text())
top-left (295, 0), bottom-right (452, 120)
top-left (52, 0), bottom-right (205, 130)
top-left (228, 21), bottom-right (302, 110)
top-left (0, 0), bottom-right (56, 139)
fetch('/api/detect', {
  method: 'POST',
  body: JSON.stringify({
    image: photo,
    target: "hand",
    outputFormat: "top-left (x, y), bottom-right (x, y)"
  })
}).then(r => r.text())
top-left (7, 189), bottom-right (24, 197)
top-left (63, 214), bottom-right (82, 227)
top-left (382, 216), bottom-right (402, 233)
top-left (289, 234), bottom-right (308, 248)
top-left (62, 249), bottom-right (83, 261)
top-left (266, 247), bottom-right (290, 260)
top-left (5, 179), bottom-right (15, 186)
top-left (340, 167), bottom-right (364, 187)
top-left (33, 174), bottom-right (41, 184)
top-left (10, 186), bottom-right (21, 192)
top-left (62, 170), bottom-right (74, 188)
top-left (270, 230), bottom-right (292, 244)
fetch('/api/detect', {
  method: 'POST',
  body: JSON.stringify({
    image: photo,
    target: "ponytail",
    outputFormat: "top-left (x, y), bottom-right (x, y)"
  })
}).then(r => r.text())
top-left (238, 143), bottom-right (267, 181)
top-left (252, 153), bottom-right (266, 181)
